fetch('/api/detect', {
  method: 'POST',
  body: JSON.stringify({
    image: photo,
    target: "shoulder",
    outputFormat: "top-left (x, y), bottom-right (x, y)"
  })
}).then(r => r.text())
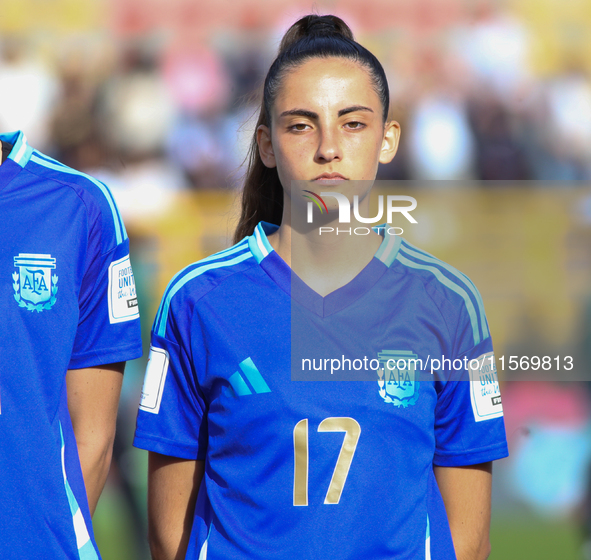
top-left (152, 237), bottom-right (258, 339)
top-left (5, 131), bottom-right (127, 251)
top-left (393, 237), bottom-right (490, 346)
top-left (27, 151), bottom-right (126, 248)
top-left (394, 238), bottom-right (481, 300)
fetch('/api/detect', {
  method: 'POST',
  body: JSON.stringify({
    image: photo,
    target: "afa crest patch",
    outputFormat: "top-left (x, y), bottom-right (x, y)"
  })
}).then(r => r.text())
top-left (377, 350), bottom-right (420, 408)
top-left (13, 253), bottom-right (58, 312)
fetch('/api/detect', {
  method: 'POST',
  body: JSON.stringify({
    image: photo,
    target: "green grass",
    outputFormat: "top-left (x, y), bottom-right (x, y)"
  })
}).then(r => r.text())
top-left (93, 486), bottom-right (584, 560)
top-left (491, 514), bottom-right (582, 560)
top-left (93, 479), bottom-right (149, 560)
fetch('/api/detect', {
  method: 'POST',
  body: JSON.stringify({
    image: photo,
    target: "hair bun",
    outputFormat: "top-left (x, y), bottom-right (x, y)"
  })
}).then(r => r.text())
top-left (278, 15), bottom-right (354, 53)
top-left (301, 15), bottom-right (353, 38)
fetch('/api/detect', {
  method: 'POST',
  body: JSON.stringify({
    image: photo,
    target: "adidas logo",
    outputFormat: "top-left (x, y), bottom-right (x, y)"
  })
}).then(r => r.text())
top-left (226, 357), bottom-right (271, 397)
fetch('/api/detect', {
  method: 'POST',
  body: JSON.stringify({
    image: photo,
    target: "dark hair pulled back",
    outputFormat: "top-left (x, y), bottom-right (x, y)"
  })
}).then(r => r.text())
top-left (234, 14), bottom-right (390, 243)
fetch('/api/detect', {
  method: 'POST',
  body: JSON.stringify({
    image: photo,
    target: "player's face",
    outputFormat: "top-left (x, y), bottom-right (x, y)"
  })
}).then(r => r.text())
top-left (257, 56), bottom-right (399, 207)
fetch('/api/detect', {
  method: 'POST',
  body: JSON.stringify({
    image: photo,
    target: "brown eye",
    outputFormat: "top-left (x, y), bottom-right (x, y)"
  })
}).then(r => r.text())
top-left (345, 121), bottom-right (364, 130)
top-left (290, 123), bottom-right (310, 132)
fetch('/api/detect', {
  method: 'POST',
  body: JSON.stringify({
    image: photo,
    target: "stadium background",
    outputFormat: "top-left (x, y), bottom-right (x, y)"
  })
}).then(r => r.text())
top-left (1, 0), bottom-right (591, 557)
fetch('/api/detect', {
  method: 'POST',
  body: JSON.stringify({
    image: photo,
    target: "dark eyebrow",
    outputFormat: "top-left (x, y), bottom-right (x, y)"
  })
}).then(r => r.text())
top-left (338, 105), bottom-right (374, 117)
top-left (279, 109), bottom-right (318, 119)
top-left (278, 105), bottom-right (374, 120)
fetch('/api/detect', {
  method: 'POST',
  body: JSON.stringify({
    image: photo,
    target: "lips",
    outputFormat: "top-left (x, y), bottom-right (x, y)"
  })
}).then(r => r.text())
top-left (313, 173), bottom-right (348, 182)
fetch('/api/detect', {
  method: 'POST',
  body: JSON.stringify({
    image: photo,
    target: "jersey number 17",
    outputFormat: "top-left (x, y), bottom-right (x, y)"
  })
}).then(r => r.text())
top-left (293, 417), bottom-right (361, 506)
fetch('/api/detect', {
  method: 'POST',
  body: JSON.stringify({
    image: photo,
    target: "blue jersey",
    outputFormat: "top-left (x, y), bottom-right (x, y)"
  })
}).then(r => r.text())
top-left (134, 221), bottom-right (507, 560)
top-left (0, 131), bottom-right (142, 559)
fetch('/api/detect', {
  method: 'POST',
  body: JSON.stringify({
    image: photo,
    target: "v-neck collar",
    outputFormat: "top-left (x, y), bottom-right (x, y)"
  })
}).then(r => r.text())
top-left (249, 222), bottom-right (402, 318)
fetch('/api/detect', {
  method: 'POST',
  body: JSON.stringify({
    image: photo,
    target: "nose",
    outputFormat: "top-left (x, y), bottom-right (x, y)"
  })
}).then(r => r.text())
top-left (315, 126), bottom-right (342, 163)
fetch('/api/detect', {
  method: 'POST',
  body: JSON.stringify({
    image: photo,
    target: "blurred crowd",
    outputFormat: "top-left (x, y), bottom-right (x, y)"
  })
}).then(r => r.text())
top-left (2, 2), bottom-right (591, 558)
top-left (0, 0), bottom-right (590, 224)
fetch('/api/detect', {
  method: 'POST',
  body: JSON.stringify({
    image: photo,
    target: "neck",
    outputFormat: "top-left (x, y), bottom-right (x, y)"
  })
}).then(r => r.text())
top-left (267, 198), bottom-right (382, 297)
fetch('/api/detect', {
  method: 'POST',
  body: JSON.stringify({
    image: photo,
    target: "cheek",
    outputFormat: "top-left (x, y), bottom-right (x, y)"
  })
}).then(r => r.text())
top-left (347, 135), bottom-right (382, 172)
top-left (274, 151), bottom-right (298, 190)
top-left (347, 129), bottom-right (382, 152)
top-left (276, 140), bottom-right (312, 176)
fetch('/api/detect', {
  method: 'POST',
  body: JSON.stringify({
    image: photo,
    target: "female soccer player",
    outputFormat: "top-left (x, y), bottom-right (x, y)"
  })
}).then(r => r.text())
top-left (135, 15), bottom-right (508, 560)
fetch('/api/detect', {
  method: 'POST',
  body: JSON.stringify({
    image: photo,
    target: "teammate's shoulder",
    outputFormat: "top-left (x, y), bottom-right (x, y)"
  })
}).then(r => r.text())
top-left (5, 131), bottom-right (128, 247)
top-left (27, 149), bottom-right (115, 204)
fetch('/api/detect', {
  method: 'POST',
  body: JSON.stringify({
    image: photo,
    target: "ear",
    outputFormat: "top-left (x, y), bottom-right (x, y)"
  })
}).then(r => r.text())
top-left (378, 120), bottom-right (401, 164)
top-left (256, 125), bottom-right (276, 168)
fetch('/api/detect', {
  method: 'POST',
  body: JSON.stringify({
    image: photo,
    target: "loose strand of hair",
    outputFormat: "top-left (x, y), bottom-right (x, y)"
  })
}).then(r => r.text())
top-left (233, 104), bottom-right (283, 243)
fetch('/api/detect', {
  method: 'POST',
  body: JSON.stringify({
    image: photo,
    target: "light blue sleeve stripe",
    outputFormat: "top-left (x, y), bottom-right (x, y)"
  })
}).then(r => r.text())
top-left (0, 130), bottom-right (21, 149)
top-left (11, 138), bottom-right (34, 166)
top-left (400, 243), bottom-right (489, 340)
top-left (229, 372), bottom-right (252, 396)
top-left (374, 230), bottom-right (390, 260)
top-left (64, 481), bottom-right (99, 560)
top-left (78, 540), bottom-right (100, 560)
top-left (425, 515), bottom-right (431, 560)
top-left (156, 252), bottom-right (253, 338)
top-left (32, 152), bottom-right (127, 242)
top-left (375, 233), bottom-right (402, 267)
top-left (239, 357), bottom-right (271, 393)
top-left (153, 240), bottom-right (249, 331)
top-left (59, 425), bottom-right (78, 519)
top-left (247, 223), bottom-right (274, 264)
top-left (30, 154), bottom-right (125, 245)
top-left (3, 131), bottom-right (33, 166)
top-left (31, 151), bottom-right (126, 241)
top-left (397, 254), bottom-right (481, 346)
top-left (8, 131), bottom-right (26, 163)
top-left (198, 524), bottom-right (212, 560)
top-left (63, 477), bottom-right (80, 516)
top-left (256, 223), bottom-right (274, 254)
top-left (59, 424), bottom-right (100, 560)
top-left (248, 234), bottom-right (264, 263)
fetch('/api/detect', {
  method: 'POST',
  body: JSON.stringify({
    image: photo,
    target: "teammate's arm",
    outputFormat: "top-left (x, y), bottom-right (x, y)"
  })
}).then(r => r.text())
top-left (433, 462), bottom-right (493, 560)
top-left (148, 453), bottom-right (205, 560)
top-left (66, 362), bottom-right (125, 515)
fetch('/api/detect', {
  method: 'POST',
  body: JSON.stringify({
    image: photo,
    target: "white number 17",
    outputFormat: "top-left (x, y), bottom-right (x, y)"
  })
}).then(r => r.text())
top-left (293, 417), bottom-right (361, 506)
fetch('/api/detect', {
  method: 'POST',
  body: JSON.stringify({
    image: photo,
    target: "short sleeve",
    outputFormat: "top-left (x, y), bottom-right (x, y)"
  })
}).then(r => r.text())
top-left (433, 335), bottom-right (509, 467)
top-left (134, 310), bottom-right (208, 460)
top-left (68, 188), bottom-right (142, 369)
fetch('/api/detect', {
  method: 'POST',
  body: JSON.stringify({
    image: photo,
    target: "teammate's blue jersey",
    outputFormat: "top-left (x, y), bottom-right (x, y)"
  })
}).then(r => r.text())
top-left (0, 131), bottom-right (142, 559)
top-left (135, 221), bottom-right (508, 560)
